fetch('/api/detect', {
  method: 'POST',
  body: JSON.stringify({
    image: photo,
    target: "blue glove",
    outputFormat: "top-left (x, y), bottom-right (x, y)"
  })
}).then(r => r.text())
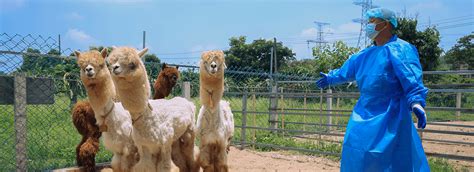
top-left (412, 103), bottom-right (427, 129)
top-left (316, 72), bottom-right (329, 89)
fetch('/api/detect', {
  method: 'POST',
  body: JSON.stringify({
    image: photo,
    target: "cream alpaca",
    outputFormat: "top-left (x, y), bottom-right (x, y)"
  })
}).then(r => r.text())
top-left (74, 49), bottom-right (138, 172)
top-left (107, 47), bottom-right (197, 172)
top-left (197, 50), bottom-right (234, 172)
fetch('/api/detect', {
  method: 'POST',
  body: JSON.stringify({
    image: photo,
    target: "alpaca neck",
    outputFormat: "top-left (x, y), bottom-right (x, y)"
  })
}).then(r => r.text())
top-left (85, 77), bottom-right (116, 117)
top-left (116, 71), bottom-right (151, 119)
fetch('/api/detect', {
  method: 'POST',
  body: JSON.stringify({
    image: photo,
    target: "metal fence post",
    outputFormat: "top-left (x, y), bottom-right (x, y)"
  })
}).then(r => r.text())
top-left (182, 81), bottom-right (191, 100)
top-left (14, 73), bottom-right (27, 172)
top-left (456, 93), bottom-right (462, 120)
top-left (241, 89), bottom-right (248, 150)
top-left (327, 89), bottom-right (333, 131)
top-left (269, 86), bottom-right (278, 132)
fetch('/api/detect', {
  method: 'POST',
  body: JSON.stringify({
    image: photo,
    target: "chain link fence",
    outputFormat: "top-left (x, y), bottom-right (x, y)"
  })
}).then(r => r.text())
top-left (1, 33), bottom-right (473, 171)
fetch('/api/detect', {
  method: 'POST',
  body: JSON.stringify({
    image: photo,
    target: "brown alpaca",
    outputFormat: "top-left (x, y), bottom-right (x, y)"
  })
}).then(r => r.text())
top-left (71, 100), bottom-right (101, 172)
top-left (153, 63), bottom-right (180, 99)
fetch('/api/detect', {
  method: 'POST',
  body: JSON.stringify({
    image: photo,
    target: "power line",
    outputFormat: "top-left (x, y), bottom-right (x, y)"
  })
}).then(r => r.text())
top-left (306, 21), bottom-right (331, 48)
top-left (353, 0), bottom-right (376, 48)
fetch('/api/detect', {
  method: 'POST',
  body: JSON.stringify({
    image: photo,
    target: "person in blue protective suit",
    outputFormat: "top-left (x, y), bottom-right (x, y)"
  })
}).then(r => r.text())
top-left (316, 8), bottom-right (430, 172)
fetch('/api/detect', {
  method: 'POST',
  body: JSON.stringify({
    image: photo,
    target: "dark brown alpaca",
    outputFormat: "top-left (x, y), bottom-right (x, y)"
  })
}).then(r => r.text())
top-left (153, 63), bottom-right (180, 99)
top-left (71, 100), bottom-right (101, 172)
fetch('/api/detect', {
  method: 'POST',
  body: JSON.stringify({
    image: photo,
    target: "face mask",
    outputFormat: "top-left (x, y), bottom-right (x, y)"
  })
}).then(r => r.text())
top-left (365, 21), bottom-right (386, 40)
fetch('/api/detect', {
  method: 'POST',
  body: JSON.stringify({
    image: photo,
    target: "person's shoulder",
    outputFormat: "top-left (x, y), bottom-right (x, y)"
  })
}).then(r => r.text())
top-left (387, 36), bottom-right (414, 49)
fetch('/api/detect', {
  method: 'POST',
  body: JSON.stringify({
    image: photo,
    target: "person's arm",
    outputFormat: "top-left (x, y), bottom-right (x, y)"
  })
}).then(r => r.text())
top-left (387, 45), bottom-right (428, 108)
top-left (388, 45), bottom-right (429, 128)
top-left (326, 54), bottom-right (357, 86)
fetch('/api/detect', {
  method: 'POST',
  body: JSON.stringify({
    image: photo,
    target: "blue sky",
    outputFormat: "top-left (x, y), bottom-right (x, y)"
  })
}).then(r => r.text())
top-left (1, 0), bottom-right (473, 65)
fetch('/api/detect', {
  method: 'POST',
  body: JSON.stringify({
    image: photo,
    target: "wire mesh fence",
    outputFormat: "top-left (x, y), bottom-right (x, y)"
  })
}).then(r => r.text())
top-left (1, 33), bottom-right (473, 171)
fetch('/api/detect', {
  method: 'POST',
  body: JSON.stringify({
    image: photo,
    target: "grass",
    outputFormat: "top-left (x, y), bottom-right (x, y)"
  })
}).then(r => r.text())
top-left (0, 95), bottom-right (112, 171)
top-left (428, 158), bottom-right (470, 172)
top-left (0, 94), bottom-right (471, 171)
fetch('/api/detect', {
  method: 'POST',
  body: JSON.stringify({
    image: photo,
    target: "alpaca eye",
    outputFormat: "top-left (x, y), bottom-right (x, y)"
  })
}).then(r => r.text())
top-left (129, 63), bottom-right (136, 70)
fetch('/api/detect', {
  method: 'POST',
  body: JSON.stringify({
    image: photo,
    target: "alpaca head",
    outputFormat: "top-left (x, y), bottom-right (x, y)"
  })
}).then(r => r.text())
top-left (74, 49), bottom-right (109, 86)
top-left (160, 63), bottom-right (180, 86)
top-left (200, 50), bottom-right (226, 77)
top-left (107, 47), bottom-right (148, 81)
top-left (106, 47), bottom-right (150, 113)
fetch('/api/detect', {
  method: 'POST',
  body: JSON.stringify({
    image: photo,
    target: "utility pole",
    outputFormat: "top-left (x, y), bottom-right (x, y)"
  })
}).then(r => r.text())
top-left (273, 37), bottom-right (277, 74)
top-left (353, 0), bottom-right (376, 48)
top-left (307, 21), bottom-right (330, 52)
top-left (142, 31), bottom-right (146, 49)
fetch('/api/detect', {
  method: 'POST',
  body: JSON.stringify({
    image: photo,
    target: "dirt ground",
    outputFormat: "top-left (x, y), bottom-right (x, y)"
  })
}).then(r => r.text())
top-left (227, 147), bottom-right (339, 172)
top-left (60, 122), bottom-right (472, 172)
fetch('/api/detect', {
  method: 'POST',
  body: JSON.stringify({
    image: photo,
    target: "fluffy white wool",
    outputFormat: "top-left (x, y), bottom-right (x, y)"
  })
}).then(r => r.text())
top-left (196, 100), bottom-right (234, 145)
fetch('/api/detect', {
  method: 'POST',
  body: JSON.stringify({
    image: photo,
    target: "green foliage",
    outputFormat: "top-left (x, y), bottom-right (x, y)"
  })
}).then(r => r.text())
top-left (312, 41), bottom-right (360, 73)
top-left (143, 54), bottom-right (162, 90)
top-left (444, 33), bottom-right (474, 70)
top-left (394, 18), bottom-right (443, 71)
top-left (224, 36), bottom-right (296, 72)
top-left (428, 158), bottom-right (456, 172)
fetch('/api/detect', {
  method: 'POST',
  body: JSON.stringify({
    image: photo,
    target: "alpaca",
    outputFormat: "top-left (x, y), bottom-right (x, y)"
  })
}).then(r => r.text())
top-left (72, 100), bottom-right (101, 172)
top-left (153, 63), bottom-right (180, 99)
top-left (107, 47), bottom-right (197, 172)
top-left (196, 101), bottom-right (234, 172)
top-left (74, 49), bottom-right (138, 172)
top-left (199, 51), bottom-right (226, 110)
top-left (196, 50), bottom-right (234, 172)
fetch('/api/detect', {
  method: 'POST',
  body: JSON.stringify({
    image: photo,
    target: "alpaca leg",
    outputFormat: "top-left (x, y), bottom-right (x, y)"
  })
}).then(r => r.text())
top-left (76, 137), bottom-right (87, 166)
top-left (199, 144), bottom-right (214, 172)
top-left (216, 143), bottom-right (229, 172)
top-left (157, 145), bottom-right (174, 172)
top-left (133, 146), bottom-right (155, 172)
top-left (171, 141), bottom-right (187, 171)
top-left (78, 138), bottom-right (99, 172)
top-left (181, 128), bottom-right (198, 172)
top-left (123, 145), bottom-right (139, 171)
top-left (111, 153), bottom-right (123, 172)
top-left (172, 127), bottom-right (197, 172)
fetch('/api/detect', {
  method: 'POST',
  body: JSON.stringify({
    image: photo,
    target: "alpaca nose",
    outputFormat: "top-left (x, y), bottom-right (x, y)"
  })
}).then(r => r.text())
top-left (85, 67), bottom-right (93, 72)
top-left (113, 65), bottom-right (119, 71)
top-left (211, 64), bottom-right (217, 68)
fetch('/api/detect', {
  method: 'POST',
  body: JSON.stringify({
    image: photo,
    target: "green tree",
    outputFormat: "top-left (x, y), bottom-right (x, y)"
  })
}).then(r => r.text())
top-left (444, 33), bottom-right (474, 70)
top-left (312, 41), bottom-right (360, 73)
top-left (394, 18), bottom-right (443, 71)
top-left (224, 36), bottom-right (296, 72)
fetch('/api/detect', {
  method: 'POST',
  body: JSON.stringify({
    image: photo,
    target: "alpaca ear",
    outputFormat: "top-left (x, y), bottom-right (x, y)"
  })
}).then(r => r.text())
top-left (162, 63), bottom-right (167, 70)
top-left (74, 51), bottom-right (81, 58)
top-left (223, 63), bottom-right (227, 69)
top-left (138, 47), bottom-right (149, 58)
top-left (100, 48), bottom-right (108, 59)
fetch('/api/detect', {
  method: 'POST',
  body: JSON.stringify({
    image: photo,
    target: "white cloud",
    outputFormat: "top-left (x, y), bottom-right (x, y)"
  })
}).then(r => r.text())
top-left (66, 12), bottom-right (84, 20)
top-left (300, 28), bottom-right (317, 37)
top-left (66, 29), bottom-right (96, 45)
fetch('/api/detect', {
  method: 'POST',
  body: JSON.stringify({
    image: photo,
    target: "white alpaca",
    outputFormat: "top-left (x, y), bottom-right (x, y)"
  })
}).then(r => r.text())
top-left (106, 47), bottom-right (197, 172)
top-left (74, 49), bottom-right (138, 172)
top-left (196, 101), bottom-right (234, 172)
top-left (196, 50), bottom-right (234, 172)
